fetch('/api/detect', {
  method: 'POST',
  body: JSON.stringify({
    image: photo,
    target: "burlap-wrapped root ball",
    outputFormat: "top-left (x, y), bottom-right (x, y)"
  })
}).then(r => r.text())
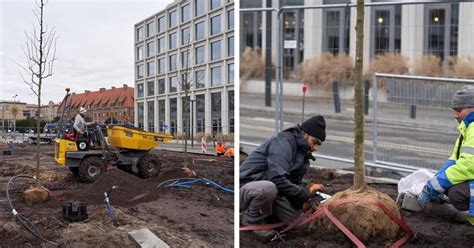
top-left (311, 186), bottom-right (401, 242)
top-left (23, 186), bottom-right (49, 205)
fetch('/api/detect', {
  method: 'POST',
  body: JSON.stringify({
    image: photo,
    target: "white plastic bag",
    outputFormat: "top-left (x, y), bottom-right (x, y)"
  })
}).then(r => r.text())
top-left (397, 169), bottom-right (435, 196)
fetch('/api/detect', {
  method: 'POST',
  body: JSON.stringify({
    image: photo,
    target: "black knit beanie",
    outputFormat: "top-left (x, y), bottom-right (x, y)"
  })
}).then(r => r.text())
top-left (301, 115), bottom-right (326, 142)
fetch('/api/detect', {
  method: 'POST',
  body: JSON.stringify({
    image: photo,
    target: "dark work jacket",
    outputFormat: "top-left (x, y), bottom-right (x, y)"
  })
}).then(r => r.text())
top-left (240, 125), bottom-right (312, 208)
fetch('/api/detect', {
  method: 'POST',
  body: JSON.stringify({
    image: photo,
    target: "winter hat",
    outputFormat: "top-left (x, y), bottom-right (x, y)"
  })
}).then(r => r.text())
top-left (79, 107), bottom-right (87, 114)
top-left (301, 115), bottom-right (326, 142)
top-left (451, 85), bottom-right (474, 109)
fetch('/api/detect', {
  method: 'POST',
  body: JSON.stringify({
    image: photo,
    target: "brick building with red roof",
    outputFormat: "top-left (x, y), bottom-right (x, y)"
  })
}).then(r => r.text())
top-left (59, 84), bottom-right (134, 124)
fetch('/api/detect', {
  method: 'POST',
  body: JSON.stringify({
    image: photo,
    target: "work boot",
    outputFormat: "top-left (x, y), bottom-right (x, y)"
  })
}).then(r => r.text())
top-left (241, 217), bottom-right (276, 238)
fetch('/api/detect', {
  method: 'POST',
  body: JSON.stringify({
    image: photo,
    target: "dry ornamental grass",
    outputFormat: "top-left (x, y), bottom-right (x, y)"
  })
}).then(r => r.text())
top-left (298, 52), bottom-right (354, 88)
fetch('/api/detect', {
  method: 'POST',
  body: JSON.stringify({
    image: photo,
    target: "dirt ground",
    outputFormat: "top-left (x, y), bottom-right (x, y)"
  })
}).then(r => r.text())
top-left (240, 168), bottom-right (474, 247)
top-left (0, 144), bottom-right (234, 247)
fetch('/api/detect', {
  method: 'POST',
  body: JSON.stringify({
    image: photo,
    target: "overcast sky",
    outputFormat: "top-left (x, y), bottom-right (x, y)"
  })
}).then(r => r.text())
top-left (0, 0), bottom-right (174, 104)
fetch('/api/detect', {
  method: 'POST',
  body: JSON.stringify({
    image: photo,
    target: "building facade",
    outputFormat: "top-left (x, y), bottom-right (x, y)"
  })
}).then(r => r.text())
top-left (59, 85), bottom-right (134, 124)
top-left (241, 0), bottom-right (474, 74)
top-left (134, 0), bottom-right (235, 136)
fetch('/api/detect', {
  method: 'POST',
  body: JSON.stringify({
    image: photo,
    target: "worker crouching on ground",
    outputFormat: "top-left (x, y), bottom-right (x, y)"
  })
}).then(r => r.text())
top-left (223, 147), bottom-right (234, 158)
top-left (240, 115), bottom-right (327, 225)
top-left (215, 142), bottom-right (227, 156)
top-left (418, 85), bottom-right (474, 225)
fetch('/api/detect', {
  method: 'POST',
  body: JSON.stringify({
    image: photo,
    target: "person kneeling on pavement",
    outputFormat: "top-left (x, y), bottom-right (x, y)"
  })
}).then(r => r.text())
top-left (418, 85), bottom-right (474, 225)
top-left (240, 115), bottom-right (327, 226)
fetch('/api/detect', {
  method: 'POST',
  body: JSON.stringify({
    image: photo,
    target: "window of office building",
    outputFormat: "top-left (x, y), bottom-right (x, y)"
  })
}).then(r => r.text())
top-left (147, 61), bottom-right (155, 76)
top-left (169, 54), bottom-right (177, 71)
top-left (182, 4), bottom-right (191, 22)
top-left (195, 0), bottom-right (205, 16)
top-left (169, 76), bottom-right (177, 92)
top-left (240, 12), bottom-right (262, 53)
top-left (158, 16), bottom-right (166, 33)
top-left (181, 50), bottom-right (190, 68)
top-left (137, 83), bottom-right (144, 98)
top-left (158, 99), bottom-right (165, 132)
top-left (211, 0), bottom-right (221, 10)
top-left (211, 40), bottom-right (221, 61)
top-left (323, 2), bottom-right (350, 55)
top-left (228, 90), bottom-right (234, 133)
top-left (211, 15), bottom-right (221, 35)
top-left (211, 92), bottom-right (221, 133)
top-left (137, 46), bottom-right (144, 60)
top-left (195, 21), bottom-right (205, 40)
top-left (147, 22), bottom-right (155, 37)
top-left (147, 81), bottom-right (155, 96)
top-left (371, 5), bottom-right (401, 56)
top-left (169, 10), bottom-right (177, 28)
top-left (158, 58), bottom-right (166, 74)
top-left (170, 98), bottom-right (177, 135)
top-left (182, 27), bottom-right (191, 45)
top-left (137, 64), bottom-right (144, 79)
top-left (158, 37), bottom-right (165, 53)
top-left (227, 36), bottom-right (234, 57)
top-left (147, 101), bottom-right (155, 132)
top-left (195, 69), bottom-right (205, 88)
top-left (282, 10), bottom-right (304, 77)
top-left (137, 102), bottom-right (144, 129)
top-left (195, 45), bottom-right (205, 64)
top-left (147, 41), bottom-right (155, 57)
top-left (158, 78), bottom-right (165, 94)
top-left (211, 66), bottom-right (221, 86)
top-left (196, 94), bottom-right (205, 133)
top-left (424, 3), bottom-right (459, 60)
top-left (228, 9), bottom-right (234, 30)
top-left (136, 26), bottom-right (144, 41)
top-left (180, 73), bottom-right (191, 91)
top-left (227, 63), bottom-right (234, 84)
top-left (169, 32), bottom-right (177, 50)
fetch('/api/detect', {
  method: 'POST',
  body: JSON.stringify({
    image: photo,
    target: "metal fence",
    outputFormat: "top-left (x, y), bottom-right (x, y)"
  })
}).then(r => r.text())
top-left (372, 73), bottom-right (474, 170)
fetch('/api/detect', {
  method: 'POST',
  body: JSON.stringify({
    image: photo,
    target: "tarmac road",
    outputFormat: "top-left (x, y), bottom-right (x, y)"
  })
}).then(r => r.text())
top-left (240, 94), bottom-right (459, 172)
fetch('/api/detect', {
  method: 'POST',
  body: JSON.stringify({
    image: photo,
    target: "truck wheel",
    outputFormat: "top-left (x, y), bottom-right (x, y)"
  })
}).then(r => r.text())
top-left (138, 154), bottom-right (161, 178)
top-left (69, 167), bottom-right (79, 176)
top-left (79, 156), bottom-right (105, 183)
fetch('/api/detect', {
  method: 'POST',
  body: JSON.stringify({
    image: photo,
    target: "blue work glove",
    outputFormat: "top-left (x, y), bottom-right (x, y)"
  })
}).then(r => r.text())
top-left (418, 184), bottom-right (444, 207)
top-left (418, 185), bottom-right (431, 206)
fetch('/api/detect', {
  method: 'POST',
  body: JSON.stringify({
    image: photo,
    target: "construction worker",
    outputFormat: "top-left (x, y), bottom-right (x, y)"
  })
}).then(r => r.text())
top-left (418, 85), bottom-right (474, 225)
top-left (73, 107), bottom-right (94, 140)
top-left (215, 142), bottom-right (227, 156)
top-left (240, 115), bottom-right (327, 225)
top-left (223, 147), bottom-right (234, 158)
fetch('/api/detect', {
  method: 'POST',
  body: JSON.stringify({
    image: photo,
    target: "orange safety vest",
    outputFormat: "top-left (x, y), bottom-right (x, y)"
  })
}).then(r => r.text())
top-left (216, 144), bottom-right (227, 154)
top-left (223, 148), bottom-right (234, 157)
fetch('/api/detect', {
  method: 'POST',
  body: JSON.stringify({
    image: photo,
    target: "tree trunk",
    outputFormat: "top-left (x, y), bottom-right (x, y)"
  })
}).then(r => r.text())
top-left (35, 0), bottom-right (46, 188)
top-left (353, 0), bottom-right (366, 189)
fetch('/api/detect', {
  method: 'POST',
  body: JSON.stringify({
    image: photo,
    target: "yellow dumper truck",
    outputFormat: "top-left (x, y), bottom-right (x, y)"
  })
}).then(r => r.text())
top-left (55, 125), bottom-right (172, 182)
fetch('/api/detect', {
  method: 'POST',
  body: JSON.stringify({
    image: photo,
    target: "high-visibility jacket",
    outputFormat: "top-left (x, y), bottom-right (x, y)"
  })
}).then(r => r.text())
top-left (223, 147), bottom-right (234, 157)
top-left (428, 111), bottom-right (474, 225)
top-left (215, 144), bottom-right (227, 154)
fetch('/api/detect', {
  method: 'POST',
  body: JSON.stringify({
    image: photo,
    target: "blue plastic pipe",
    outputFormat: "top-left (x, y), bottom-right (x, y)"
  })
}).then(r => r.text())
top-left (104, 192), bottom-right (115, 220)
top-left (201, 178), bottom-right (234, 193)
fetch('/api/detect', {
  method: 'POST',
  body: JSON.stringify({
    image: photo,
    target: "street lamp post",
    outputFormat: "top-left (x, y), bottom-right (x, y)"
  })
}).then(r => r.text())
top-left (12, 94), bottom-right (18, 136)
top-left (189, 98), bottom-right (196, 147)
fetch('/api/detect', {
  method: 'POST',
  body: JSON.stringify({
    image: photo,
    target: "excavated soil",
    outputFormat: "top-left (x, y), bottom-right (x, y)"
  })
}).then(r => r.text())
top-left (0, 144), bottom-right (234, 247)
top-left (240, 168), bottom-right (474, 247)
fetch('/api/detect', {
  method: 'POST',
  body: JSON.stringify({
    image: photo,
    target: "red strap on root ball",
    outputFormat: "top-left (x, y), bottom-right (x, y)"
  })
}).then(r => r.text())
top-left (317, 198), bottom-right (413, 248)
top-left (240, 197), bottom-right (413, 248)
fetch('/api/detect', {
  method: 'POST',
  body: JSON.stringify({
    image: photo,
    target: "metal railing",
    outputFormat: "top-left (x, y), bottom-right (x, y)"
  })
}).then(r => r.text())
top-left (372, 73), bottom-right (474, 170)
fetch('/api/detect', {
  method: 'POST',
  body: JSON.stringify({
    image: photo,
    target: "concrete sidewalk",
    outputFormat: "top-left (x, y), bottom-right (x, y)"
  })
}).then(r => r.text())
top-left (157, 139), bottom-right (235, 155)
